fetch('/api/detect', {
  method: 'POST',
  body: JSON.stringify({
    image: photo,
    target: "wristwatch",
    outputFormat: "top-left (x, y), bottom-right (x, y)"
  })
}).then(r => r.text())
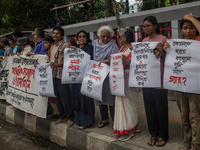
top-left (32, 53), bottom-right (35, 55)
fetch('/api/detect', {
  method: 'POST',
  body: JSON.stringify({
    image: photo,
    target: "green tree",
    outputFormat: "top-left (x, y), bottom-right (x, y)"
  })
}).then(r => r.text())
top-left (0, 0), bottom-right (107, 34)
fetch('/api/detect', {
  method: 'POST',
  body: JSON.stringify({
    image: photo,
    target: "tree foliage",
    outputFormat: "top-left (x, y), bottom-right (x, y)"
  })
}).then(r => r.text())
top-left (0, 0), bottom-right (107, 34)
top-left (141, 0), bottom-right (199, 11)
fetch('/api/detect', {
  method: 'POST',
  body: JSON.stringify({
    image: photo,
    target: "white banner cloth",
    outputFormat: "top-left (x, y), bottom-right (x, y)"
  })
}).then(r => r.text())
top-left (81, 60), bottom-right (110, 101)
top-left (36, 63), bottom-right (55, 97)
top-left (129, 42), bottom-right (161, 87)
top-left (164, 39), bottom-right (200, 94)
top-left (109, 53), bottom-right (125, 96)
top-left (6, 55), bottom-right (48, 118)
top-left (0, 57), bottom-right (9, 99)
top-left (62, 48), bottom-right (90, 84)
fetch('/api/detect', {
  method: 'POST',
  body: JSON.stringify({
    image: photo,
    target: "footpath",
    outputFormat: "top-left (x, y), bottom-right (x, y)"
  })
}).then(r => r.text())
top-left (0, 91), bottom-right (182, 150)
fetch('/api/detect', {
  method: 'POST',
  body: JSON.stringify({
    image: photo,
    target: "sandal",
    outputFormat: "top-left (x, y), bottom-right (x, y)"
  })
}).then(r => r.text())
top-left (98, 121), bottom-right (109, 128)
top-left (147, 137), bottom-right (158, 146)
top-left (48, 114), bottom-right (59, 121)
top-left (155, 138), bottom-right (166, 147)
top-left (179, 146), bottom-right (191, 150)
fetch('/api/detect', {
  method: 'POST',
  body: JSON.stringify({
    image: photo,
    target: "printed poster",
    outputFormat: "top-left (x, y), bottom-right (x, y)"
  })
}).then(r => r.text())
top-left (109, 53), bottom-right (125, 96)
top-left (164, 39), bottom-right (200, 94)
top-left (6, 55), bottom-right (49, 118)
top-left (129, 42), bottom-right (161, 87)
top-left (62, 48), bottom-right (90, 84)
top-left (81, 60), bottom-right (110, 101)
top-left (36, 63), bottom-right (55, 97)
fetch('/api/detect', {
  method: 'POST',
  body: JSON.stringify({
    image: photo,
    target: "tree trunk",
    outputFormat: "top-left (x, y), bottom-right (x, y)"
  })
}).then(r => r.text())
top-left (126, 0), bottom-right (129, 13)
top-left (105, 0), bottom-right (113, 17)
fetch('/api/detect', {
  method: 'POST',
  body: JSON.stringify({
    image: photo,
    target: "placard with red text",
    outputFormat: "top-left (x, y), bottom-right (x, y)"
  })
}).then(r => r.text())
top-left (109, 53), bottom-right (125, 96)
top-left (164, 39), bottom-right (200, 94)
top-left (6, 55), bottom-right (48, 118)
top-left (81, 60), bottom-right (110, 101)
top-left (62, 48), bottom-right (90, 84)
top-left (129, 42), bottom-right (161, 87)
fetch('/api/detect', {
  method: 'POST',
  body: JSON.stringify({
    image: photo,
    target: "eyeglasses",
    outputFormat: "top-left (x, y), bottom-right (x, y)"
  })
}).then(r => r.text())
top-left (142, 25), bottom-right (154, 29)
top-left (78, 35), bottom-right (86, 38)
top-left (101, 35), bottom-right (110, 39)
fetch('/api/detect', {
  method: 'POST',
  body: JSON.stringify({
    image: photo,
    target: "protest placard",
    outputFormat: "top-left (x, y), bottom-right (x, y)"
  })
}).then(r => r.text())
top-left (62, 48), bottom-right (90, 84)
top-left (109, 53), bottom-right (125, 96)
top-left (129, 42), bottom-right (161, 87)
top-left (36, 63), bottom-right (55, 97)
top-left (6, 55), bottom-right (48, 118)
top-left (164, 39), bottom-right (200, 94)
top-left (81, 60), bottom-right (110, 101)
top-left (0, 57), bottom-right (9, 99)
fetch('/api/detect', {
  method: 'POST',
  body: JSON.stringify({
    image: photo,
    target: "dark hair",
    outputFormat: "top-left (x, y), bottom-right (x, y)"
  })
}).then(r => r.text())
top-left (143, 16), bottom-right (160, 34)
top-left (76, 30), bottom-right (89, 44)
top-left (13, 30), bottom-right (22, 38)
top-left (88, 39), bottom-right (92, 44)
top-left (71, 40), bottom-right (77, 46)
top-left (180, 16), bottom-right (197, 28)
top-left (8, 36), bottom-right (16, 43)
top-left (122, 28), bottom-right (134, 43)
top-left (44, 35), bottom-right (54, 44)
top-left (35, 28), bottom-right (44, 38)
top-left (24, 37), bottom-right (30, 44)
top-left (0, 37), bottom-right (9, 45)
top-left (53, 26), bottom-right (64, 36)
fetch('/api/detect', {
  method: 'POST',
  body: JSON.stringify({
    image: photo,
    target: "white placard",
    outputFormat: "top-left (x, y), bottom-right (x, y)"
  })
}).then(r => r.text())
top-left (5, 55), bottom-right (48, 118)
top-left (164, 39), bottom-right (200, 94)
top-left (109, 53), bottom-right (125, 96)
top-left (0, 57), bottom-right (9, 99)
top-left (129, 42), bottom-right (161, 87)
top-left (81, 60), bottom-right (110, 101)
top-left (62, 48), bottom-right (90, 84)
top-left (36, 63), bottom-right (55, 97)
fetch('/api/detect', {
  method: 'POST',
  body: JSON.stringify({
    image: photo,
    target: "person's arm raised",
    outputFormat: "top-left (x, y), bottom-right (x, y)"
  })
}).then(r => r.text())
top-left (184, 13), bottom-right (200, 33)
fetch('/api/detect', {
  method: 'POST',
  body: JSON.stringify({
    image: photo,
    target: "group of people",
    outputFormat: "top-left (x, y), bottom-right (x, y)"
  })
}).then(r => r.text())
top-left (0, 12), bottom-right (199, 150)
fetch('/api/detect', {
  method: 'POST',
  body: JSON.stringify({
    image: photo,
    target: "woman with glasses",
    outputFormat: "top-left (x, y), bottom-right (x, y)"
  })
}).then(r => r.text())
top-left (141, 16), bottom-right (169, 147)
top-left (114, 28), bottom-right (140, 141)
top-left (100, 29), bottom-right (140, 141)
top-left (93, 25), bottom-right (119, 128)
top-left (71, 30), bottom-right (95, 130)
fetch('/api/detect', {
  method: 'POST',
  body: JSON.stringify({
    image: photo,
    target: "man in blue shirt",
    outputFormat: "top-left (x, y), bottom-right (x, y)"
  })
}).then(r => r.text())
top-left (26, 28), bottom-right (47, 56)
top-left (0, 38), bottom-right (13, 58)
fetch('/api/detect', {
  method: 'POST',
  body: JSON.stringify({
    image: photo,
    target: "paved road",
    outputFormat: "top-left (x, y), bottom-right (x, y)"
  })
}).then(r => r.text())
top-left (0, 118), bottom-right (78, 150)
